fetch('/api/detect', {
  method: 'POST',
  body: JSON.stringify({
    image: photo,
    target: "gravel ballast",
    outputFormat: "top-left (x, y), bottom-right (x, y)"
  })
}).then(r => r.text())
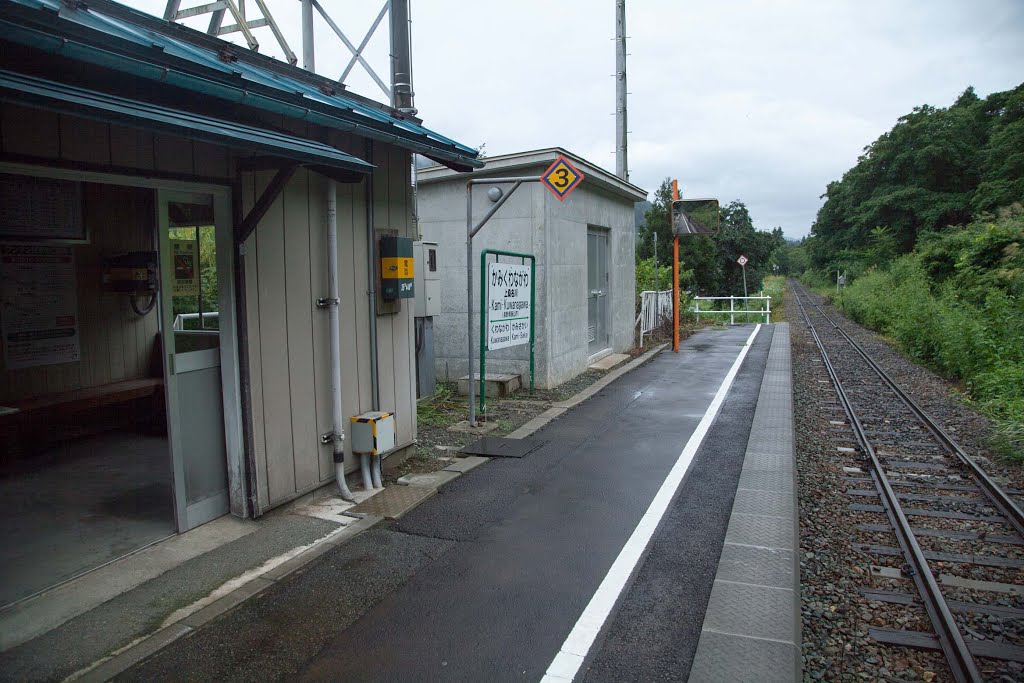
top-left (787, 284), bottom-right (1024, 681)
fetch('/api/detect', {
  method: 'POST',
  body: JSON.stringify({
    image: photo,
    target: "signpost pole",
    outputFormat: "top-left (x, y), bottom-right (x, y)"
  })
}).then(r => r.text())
top-left (672, 179), bottom-right (680, 353)
top-left (479, 249), bottom-right (488, 416)
top-left (464, 157), bottom-right (582, 425)
top-left (742, 263), bottom-right (748, 323)
top-left (467, 184), bottom-right (475, 425)
top-left (529, 255), bottom-right (536, 395)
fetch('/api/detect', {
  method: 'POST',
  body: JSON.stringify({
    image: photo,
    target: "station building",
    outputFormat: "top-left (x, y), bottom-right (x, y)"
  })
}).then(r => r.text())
top-left (0, 0), bottom-right (479, 607)
top-left (417, 148), bottom-right (645, 390)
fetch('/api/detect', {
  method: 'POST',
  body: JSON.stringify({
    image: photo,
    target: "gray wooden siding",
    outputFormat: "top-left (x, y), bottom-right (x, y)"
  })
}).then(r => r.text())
top-left (241, 143), bottom-right (417, 512)
top-left (0, 183), bottom-right (159, 402)
top-left (0, 104), bottom-right (233, 180)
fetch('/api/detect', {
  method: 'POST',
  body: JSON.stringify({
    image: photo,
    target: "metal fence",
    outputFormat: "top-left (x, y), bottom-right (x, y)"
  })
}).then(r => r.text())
top-left (172, 311), bottom-right (220, 331)
top-left (692, 295), bottom-right (771, 324)
top-left (636, 289), bottom-right (673, 346)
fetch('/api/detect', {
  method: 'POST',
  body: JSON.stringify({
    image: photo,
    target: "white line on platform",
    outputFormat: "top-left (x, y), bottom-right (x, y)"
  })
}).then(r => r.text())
top-left (540, 325), bottom-right (762, 683)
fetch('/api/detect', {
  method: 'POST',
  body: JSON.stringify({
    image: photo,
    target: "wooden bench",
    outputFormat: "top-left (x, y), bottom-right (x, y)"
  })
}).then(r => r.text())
top-left (1, 379), bottom-right (165, 462)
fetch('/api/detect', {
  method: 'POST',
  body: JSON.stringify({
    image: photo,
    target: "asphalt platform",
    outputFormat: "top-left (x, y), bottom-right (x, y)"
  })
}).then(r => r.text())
top-left (120, 323), bottom-right (798, 682)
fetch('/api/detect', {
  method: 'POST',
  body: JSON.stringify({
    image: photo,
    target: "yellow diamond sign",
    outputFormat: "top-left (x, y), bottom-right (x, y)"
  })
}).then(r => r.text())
top-left (541, 155), bottom-right (584, 201)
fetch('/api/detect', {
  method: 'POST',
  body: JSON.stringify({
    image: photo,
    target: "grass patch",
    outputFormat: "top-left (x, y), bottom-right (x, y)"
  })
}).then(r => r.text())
top-left (416, 382), bottom-right (463, 428)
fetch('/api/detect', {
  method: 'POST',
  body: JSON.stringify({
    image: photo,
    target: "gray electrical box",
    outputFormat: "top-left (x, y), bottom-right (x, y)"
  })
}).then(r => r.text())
top-left (413, 241), bottom-right (440, 318)
top-left (350, 411), bottom-right (396, 455)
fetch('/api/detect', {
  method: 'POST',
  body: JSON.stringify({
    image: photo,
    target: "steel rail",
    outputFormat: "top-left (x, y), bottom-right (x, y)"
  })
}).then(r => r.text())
top-left (798, 282), bottom-right (1024, 541)
top-left (791, 283), bottom-right (982, 683)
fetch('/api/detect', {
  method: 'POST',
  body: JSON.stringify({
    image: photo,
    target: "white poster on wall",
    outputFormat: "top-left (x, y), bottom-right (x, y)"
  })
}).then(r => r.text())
top-left (487, 262), bottom-right (532, 351)
top-left (1, 244), bottom-right (80, 369)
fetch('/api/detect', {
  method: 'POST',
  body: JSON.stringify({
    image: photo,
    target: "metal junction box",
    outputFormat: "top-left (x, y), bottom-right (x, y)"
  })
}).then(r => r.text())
top-left (380, 235), bottom-right (414, 301)
top-left (413, 240), bottom-right (440, 318)
top-left (350, 411), bottom-right (396, 455)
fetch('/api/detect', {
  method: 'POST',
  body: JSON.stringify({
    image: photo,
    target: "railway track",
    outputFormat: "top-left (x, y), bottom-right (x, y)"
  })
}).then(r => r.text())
top-left (790, 280), bottom-right (1024, 682)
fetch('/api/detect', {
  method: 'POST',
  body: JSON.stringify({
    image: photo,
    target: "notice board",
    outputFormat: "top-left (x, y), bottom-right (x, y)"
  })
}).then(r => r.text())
top-left (0, 244), bottom-right (81, 369)
top-left (0, 174), bottom-right (86, 242)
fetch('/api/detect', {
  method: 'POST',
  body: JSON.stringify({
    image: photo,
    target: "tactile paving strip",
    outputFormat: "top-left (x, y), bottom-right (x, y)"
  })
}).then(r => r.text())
top-left (346, 485), bottom-right (436, 519)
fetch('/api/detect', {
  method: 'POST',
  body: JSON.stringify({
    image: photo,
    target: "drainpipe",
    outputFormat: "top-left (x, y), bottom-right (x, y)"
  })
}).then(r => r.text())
top-left (365, 139), bottom-right (382, 489)
top-left (327, 181), bottom-right (355, 502)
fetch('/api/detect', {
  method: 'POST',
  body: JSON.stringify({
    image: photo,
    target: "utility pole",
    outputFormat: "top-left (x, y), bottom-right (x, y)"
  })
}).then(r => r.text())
top-left (672, 179), bottom-right (679, 352)
top-left (615, 0), bottom-right (628, 181)
top-left (300, 0), bottom-right (314, 71)
top-left (389, 0), bottom-right (416, 115)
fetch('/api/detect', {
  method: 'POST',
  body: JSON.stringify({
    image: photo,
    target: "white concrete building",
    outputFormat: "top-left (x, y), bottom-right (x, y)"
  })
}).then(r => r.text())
top-left (418, 148), bottom-right (646, 390)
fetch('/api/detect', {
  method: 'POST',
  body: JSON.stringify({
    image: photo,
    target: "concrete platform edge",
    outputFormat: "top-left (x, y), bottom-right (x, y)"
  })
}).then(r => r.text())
top-left (69, 515), bottom-right (383, 682)
top-left (688, 324), bottom-right (801, 682)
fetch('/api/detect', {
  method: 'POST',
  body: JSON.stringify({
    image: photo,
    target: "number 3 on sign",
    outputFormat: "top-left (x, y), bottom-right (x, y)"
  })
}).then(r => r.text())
top-left (541, 155), bottom-right (584, 201)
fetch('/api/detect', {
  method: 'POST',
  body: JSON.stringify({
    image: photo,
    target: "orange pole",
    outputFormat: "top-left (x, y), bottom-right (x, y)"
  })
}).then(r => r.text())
top-left (672, 179), bottom-right (680, 352)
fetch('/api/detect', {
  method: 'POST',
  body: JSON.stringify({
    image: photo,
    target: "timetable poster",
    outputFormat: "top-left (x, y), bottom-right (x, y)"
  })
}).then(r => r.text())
top-left (0, 244), bottom-right (80, 369)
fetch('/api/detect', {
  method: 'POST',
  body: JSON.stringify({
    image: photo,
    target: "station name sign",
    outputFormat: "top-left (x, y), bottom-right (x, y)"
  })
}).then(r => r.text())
top-left (487, 262), bottom-right (531, 350)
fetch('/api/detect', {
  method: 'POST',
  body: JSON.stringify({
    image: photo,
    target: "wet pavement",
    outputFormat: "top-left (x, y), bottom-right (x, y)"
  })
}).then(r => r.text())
top-left (121, 325), bottom-right (780, 682)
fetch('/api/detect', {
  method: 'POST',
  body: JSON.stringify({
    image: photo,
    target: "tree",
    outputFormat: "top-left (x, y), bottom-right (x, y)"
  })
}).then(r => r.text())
top-left (810, 82), bottom-right (1024, 274)
top-left (636, 178), bottom-right (674, 261)
top-left (636, 187), bottom-right (784, 296)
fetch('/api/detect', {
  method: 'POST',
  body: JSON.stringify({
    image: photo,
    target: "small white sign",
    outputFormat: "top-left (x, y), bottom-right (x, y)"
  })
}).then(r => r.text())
top-left (487, 262), bottom-right (531, 350)
top-left (737, 254), bottom-right (749, 266)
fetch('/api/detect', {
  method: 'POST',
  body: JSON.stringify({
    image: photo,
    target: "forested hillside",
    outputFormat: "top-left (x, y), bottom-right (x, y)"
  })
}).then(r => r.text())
top-left (796, 82), bottom-right (1024, 458)
top-left (807, 83), bottom-right (1024, 274)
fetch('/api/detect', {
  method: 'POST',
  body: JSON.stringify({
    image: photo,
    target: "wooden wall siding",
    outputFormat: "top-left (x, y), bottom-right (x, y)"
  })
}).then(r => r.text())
top-left (242, 143), bottom-right (417, 511)
top-left (0, 104), bottom-right (233, 180)
top-left (0, 183), bottom-right (158, 402)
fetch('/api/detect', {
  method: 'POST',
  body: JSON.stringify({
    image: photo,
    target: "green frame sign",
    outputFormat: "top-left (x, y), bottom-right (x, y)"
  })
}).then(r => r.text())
top-left (479, 248), bottom-right (536, 414)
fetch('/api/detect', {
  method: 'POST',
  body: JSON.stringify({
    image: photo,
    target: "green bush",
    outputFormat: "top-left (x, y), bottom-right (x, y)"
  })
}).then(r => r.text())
top-left (835, 211), bottom-right (1024, 460)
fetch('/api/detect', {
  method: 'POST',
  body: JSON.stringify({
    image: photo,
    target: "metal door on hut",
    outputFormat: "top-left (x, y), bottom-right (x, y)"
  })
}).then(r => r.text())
top-left (157, 189), bottom-right (233, 530)
top-left (587, 228), bottom-right (609, 355)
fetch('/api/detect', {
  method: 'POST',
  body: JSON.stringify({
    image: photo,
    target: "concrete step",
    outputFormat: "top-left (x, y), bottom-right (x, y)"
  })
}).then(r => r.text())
top-left (457, 373), bottom-right (522, 398)
top-left (589, 352), bottom-right (630, 371)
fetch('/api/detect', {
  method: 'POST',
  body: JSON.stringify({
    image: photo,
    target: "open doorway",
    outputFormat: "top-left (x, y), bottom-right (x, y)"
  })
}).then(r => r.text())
top-left (0, 173), bottom-right (238, 608)
top-left (0, 180), bottom-right (175, 607)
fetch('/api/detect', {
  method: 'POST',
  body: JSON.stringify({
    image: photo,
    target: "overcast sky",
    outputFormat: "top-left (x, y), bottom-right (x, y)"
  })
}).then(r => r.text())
top-left (132, 1), bottom-right (1024, 238)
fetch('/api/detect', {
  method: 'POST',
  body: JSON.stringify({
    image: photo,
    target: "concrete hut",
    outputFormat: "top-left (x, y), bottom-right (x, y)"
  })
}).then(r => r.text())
top-left (417, 148), bottom-right (646, 391)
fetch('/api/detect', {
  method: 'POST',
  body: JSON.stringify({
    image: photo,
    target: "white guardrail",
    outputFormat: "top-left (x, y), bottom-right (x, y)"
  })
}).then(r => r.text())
top-left (636, 289), bottom-right (673, 347)
top-left (172, 311), bottom-right (220, 331)
top-left (692, 295), bottom-right (771, 324)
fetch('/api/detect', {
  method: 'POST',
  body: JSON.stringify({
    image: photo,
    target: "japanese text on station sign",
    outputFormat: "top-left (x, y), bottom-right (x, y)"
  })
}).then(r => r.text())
top-left (487, 262), bottom-right (531, 350)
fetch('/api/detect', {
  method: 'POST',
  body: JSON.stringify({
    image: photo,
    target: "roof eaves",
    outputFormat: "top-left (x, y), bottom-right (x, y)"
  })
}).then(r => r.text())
top-left (1, 0), bottom-right (483, 170)
top-left (419, 148), bottom-right (646, 199)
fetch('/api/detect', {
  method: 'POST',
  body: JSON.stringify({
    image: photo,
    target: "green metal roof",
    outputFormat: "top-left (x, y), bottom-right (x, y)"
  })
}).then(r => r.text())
top-left (0, 69), bottom-right (374, 174)
top-left (0, 0), bottom-right (482, 171)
